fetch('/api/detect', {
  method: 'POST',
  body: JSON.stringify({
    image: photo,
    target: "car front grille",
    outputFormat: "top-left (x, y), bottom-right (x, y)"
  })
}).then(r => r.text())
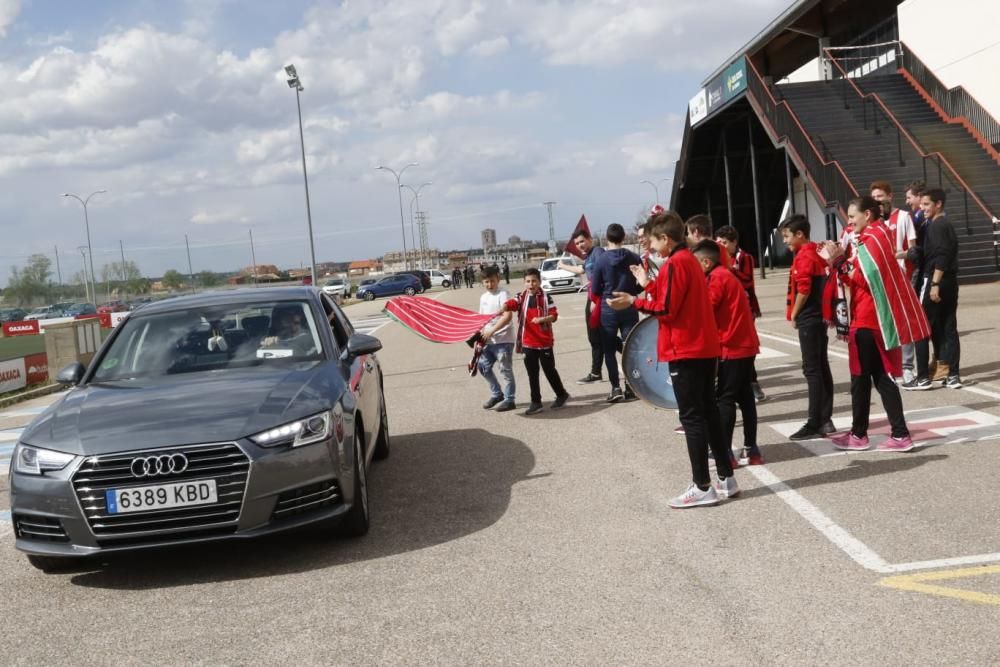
top-left (271, 479), bottom-right (341, 521)
top-left (72, 442), bottom-right (249, 544)
top-left (13, 514), bottom-right (70, 543)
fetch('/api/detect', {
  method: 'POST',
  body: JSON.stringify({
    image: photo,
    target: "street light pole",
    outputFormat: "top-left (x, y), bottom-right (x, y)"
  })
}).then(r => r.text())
top-left (640, 180), bottom-right (660, 204)
top-left (285, 64), bottom-right (317, 286)
top-left (62, 189), bottom-right (106, 304)
top-left (401, 182), bottom-right (431, 268)
top-left (376, 163), bottom-right (418, 270)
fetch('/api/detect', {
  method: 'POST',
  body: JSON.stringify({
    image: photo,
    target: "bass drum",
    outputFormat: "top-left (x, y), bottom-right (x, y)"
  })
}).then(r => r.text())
top-left (622, 316), bottom-right (677, 410)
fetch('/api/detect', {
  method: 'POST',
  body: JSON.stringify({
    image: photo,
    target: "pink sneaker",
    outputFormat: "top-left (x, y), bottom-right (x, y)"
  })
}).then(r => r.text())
top-left (831, 432), bottom-right (870, 451)
top-left (876, 435), bottom-right (915, 452)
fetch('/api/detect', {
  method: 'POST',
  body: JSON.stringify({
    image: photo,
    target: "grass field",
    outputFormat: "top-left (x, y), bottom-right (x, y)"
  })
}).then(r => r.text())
top-left (0, 335), bottom-right (45, 362)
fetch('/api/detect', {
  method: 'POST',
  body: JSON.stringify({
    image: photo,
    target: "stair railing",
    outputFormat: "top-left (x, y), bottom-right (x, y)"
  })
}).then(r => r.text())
top-left (900, 42), bottom-right (1000, 149)
top-left (825, 48), bottom-right (994, 235)
top-left (744, 57), bottom-right (858, 220)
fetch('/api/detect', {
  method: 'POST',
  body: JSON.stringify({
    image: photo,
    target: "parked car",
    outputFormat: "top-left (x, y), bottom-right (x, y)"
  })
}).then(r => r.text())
top-left (356, 274), bottom-right (422, 301)
top-left (321, 277), bottom-right (351, 299)
top-left (9, 287), bottom-right (388, 572)
top-left (539, 257), bottom-right (584, 294)
top-left (424, 269), bottom-right (452, 289)
top-left (0, 308), bottom-right (28, 323)
top-left (395, 270), bottom-right (431, 291)
top-left (25, 305), bottom-right (65, 320)
top-left (97, 301), bottom-right (129, 314)
top-left (63, 303), bottom-right (97, 317)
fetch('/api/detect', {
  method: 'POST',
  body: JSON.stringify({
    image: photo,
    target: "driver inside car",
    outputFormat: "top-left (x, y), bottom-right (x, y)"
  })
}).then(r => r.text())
top-left (260, 307), bottom-right (315, 355)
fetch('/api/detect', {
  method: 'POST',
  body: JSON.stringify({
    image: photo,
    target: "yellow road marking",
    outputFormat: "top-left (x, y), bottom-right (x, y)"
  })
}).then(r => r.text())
top-left (879, 565), bottom-right (1000, 606)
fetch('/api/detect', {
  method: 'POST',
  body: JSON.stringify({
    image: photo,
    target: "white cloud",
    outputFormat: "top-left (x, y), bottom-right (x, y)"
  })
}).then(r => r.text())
top-left (190, 208), bottom-right (250, 225)
top-left (469, 36), bottom-right (510, 57)
top-left (0, 0), bottom-right (20, 38)
top-left (619, 114), bottom-right (686, 175)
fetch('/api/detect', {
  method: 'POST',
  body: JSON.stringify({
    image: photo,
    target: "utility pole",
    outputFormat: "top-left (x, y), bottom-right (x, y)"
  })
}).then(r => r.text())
top-left (77, 246), bottom-right (89, 302)
top-left (185, 234), bottom-right (195, 293)
top-left (543, 201), bottom-right (557, 255)
top-left (416, 210), bottom-right (429, 268)
top-left (249, 228), bottom-right (259, 287)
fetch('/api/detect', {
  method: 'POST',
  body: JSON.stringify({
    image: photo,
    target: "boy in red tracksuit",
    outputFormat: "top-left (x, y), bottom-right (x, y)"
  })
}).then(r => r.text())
top-left (716, 225), bottom-right (766, 404)
top-left (692, 240), bottom-right (763, 467)
top-left (505, 268), bottom-right (570, 415)
top-left (780, 214), bottom-right (835, 441)
top-left (609, 210), bottom-right (739, 508)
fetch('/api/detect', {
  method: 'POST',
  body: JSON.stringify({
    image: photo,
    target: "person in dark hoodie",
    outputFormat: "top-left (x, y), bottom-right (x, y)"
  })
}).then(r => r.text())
top-left (590, 223), bottom-right (643, 403)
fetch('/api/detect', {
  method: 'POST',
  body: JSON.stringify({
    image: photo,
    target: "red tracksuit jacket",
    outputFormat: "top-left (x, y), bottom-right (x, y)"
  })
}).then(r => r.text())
top-left (633, 246), bottom-right (720, 362)
top-left (707, 265), bottom-right (760, 360)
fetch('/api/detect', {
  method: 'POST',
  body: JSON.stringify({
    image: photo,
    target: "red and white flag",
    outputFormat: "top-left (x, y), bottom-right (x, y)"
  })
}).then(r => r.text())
top-left (564, 215), bottom-right (591, 259)
top-left (383, 296), bottom-right (494, 343)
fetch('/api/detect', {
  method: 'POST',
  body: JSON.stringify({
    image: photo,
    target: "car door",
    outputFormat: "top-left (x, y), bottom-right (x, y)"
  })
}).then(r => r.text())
top-left (321, 294), bottom-right (377, 451)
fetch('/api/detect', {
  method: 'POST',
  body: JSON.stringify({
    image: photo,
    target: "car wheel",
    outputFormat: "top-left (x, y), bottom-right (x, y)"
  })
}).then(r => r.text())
top-left (442, 280), bottom-right (451, 288)
top-left (363, 291), bottom-right (375, 301)
top-left (338, 428), bottom-right (370, 538)
top-left (27, 554), bottom-right (86, 573)
top-left (373, 394), bottom-right (390, 461)
top-left (403, 287), bottom-right (416, 296)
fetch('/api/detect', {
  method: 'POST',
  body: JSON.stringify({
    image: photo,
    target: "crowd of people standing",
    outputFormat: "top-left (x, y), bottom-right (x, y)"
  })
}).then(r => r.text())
top-left (469, 177), bottom-right (961, 509)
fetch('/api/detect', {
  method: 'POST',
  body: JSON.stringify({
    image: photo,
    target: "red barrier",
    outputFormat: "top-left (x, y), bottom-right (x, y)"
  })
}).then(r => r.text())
top-left (2, 320), bottom-right (40, 337)
top-left (25, 353), bottom-right (48, 385)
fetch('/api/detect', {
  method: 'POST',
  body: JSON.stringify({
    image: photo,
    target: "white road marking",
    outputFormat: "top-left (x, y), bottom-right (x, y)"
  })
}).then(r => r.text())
top-left (757, 330), bottom-right (850, 360)
top-left (745, 465), bottom-right (893, 572)
top-left (0, 512), bottom-right (11, 539)
top-left (756, 345), bottom-right (788, 360)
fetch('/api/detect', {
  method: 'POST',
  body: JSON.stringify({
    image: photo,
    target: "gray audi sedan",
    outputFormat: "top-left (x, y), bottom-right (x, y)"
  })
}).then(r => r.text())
top-left (9, 287), bottom-right (388, 572)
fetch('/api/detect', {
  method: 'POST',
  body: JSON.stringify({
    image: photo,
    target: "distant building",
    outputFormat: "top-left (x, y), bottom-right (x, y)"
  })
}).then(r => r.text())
top-left (508, 235), bottom-right (521, 245)
top-left (481, 228), bottom-right (497, 250)
top-left (348, 260), bottom-right (380, 277)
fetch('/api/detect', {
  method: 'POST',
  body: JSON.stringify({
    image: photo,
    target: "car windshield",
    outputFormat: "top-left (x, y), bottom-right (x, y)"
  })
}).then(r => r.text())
top-left (541, 260), bottom-right (559, 271)
top-left (326, 279), bottom-right (344, 285)
top-left (91, 300), bottom-right (324, 381)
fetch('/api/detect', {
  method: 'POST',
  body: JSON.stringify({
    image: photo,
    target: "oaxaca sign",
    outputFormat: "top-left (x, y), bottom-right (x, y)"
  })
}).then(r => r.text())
top-left (2, 320), bottom-right (40, 337)
top-left (688, 56), bottom-right (748, 127)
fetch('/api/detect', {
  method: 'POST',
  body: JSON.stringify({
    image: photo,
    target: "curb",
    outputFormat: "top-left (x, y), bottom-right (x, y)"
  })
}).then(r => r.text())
top-left (0, 383), bottom-right (63, 409)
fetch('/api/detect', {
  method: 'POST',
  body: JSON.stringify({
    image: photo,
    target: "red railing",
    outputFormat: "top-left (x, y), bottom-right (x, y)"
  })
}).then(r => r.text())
top-left (744, 57), bottom-right (857, 221)
top-left (824, 48), bottom-right (995, 235)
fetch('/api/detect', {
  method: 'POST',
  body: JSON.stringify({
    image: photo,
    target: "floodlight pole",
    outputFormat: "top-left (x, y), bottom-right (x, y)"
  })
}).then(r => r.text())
top-left (285, 64), bottom-right (317, 286)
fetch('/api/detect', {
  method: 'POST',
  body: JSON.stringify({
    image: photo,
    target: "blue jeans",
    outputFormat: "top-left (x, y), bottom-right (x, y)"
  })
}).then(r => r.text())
top-left (479, 343), bottom-right (515, 401)
top-left (599, 304), bottom-right (638, 389)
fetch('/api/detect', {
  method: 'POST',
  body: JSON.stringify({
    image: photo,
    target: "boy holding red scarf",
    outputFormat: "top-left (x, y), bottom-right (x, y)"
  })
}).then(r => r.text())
top-left (504, 268), bottom-right (570, 416)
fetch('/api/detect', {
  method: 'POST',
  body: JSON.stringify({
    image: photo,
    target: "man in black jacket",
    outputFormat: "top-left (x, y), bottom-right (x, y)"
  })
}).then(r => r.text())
top-left (905, 188), bottom-right (961, 390)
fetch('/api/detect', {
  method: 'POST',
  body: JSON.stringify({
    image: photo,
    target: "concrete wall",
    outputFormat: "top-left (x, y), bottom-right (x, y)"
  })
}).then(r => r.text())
top-left (898, 0), bottom-right (1000, 120)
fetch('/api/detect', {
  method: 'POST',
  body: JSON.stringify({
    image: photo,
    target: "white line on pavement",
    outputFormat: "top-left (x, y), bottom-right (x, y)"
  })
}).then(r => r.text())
top-left (744, 465), bottom-right (894, 573)
top-left (757, 330), bottom-right (850, 360)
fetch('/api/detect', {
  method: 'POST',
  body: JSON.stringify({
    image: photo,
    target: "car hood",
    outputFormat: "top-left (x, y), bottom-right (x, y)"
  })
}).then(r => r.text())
top-left (19, 363), bottom-right (341, 456)
top-left (540, 268), bottom-right (576, 279)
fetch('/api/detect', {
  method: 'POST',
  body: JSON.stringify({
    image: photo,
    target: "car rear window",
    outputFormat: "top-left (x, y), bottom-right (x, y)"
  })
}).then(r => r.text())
top-left (92, 300), bottom-right (324, 381)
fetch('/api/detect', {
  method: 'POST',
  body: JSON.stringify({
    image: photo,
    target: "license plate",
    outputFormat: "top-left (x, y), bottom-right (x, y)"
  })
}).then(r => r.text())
top-left (553, 280), bottom-right (571, 286)
top-left (105, 480), bottom-right (218, 514)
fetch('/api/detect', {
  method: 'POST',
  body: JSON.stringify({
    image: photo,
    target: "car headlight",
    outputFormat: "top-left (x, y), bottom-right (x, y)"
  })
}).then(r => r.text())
top-left (249, 411), bottom-right (332, 448)
top-left (13, 444), bottom-right (77, 476)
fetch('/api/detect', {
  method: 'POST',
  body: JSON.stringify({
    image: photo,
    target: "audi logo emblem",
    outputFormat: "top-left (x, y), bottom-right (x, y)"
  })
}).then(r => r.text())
top-left (130, 453), bottom-right (189, 478)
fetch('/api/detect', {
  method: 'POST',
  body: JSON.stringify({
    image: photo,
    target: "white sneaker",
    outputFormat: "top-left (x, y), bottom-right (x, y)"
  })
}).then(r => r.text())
top-left (668, 484), bottom-right (719, 509)
top-left (715, 476), bottom-right (740, 499)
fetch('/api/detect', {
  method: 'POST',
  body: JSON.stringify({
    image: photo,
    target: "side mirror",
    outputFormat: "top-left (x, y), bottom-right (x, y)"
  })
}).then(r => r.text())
top-left (344, 333), bottom-right (382, 359)
top-left (56, 362), bottom-right (86, 386)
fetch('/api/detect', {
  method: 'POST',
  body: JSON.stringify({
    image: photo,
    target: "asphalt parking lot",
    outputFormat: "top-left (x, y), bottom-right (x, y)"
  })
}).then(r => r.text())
top-left (3, 275), bottom-right (1000, 664)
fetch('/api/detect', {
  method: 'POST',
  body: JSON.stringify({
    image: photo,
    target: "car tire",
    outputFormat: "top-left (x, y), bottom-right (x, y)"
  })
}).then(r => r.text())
top-left (442, 280), bottom-right (451, 288)
top-left (373, 394), bottom-right (390, 461)
top-left (363, 291), bottom-right (375, 301)
top-left (403, 287), bottom-right (416, 296)
top-left (27, 554), bottom-right (86, 573)
top-left (338, 428), bottom-right (370, 538)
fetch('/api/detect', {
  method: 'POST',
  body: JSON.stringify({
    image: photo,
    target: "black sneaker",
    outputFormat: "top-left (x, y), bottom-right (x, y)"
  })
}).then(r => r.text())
top-left (818, 420), bottom-right (836, 436)
top-left (944, 376), bottom-right (964, 389)
top-left (789, 424), bottom-right (821, 441)
top-left (607, 387), bottom-right (624, 403)
top-left (482, 396), bottom-right (503, 409)
top-left (551, 393), bottom-right (570, 409)
top-left (495, 400), bottom-right (516, 412)
top-left (752, 382), bottom-right (767, 402)
top-left (525, 402), bottom-right (544, 415)
top-left (623, 386), bottom-right (637, 401)
top-left (576, 373), bottom-right (603, 385)
top-left (902, 377), bottom-right (933, 391)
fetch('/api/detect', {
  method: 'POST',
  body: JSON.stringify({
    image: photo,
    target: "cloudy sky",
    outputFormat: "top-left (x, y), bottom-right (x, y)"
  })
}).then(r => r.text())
top-left (0, 0), bottom-right (787, 280)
